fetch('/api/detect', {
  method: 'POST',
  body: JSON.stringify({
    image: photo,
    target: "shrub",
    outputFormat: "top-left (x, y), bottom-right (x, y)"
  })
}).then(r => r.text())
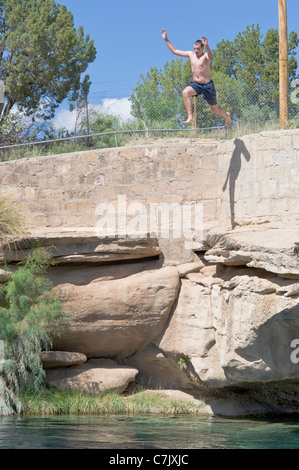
top-left (0, 248), bottom-right (65, 393)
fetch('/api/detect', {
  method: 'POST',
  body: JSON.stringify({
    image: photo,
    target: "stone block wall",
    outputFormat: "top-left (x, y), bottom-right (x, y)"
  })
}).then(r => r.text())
top-left (0, 129), bottom-right (299, 262)
top-left (217, 129), bottom-right (299, 228)
top-left (1, 142), bottom-right (217, 230)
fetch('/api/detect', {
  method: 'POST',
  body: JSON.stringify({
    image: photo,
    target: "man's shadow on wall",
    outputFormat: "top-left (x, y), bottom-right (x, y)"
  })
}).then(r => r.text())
top-left (223, 138), bottom-right (251, 229)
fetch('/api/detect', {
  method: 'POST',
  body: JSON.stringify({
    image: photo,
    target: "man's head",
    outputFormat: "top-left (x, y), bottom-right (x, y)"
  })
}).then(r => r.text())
top-left (194, 39), bottom-right (204, 55)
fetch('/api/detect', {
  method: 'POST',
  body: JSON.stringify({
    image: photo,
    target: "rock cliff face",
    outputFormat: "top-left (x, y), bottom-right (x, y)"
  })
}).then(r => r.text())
top-left (46, 242), bottom-right (299, 416)
top-left (1, 129), bottom-right (299, 416)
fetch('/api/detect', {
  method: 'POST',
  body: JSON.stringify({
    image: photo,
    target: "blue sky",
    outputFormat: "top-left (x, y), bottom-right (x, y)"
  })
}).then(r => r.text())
top-left (60, 0), bottom-right (299, 99)
top-left (52, 0), bottom-right (299, 128)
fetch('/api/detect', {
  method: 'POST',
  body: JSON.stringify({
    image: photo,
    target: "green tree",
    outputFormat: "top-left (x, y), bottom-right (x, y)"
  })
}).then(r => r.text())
top-left (130, 61), bottom-right (192, 127)
top-left (0, 0), bottom-right (96, 122)
top-left (0, 248), bottom-right (65, 394)
top-left (130, 66), bottom-right (165, 124)
top-left (70, 74), bottom-right (93, 136)
top-left (213, 25), bottom-right (298, 85)
top-left (91, 112), bottom-right (121, 148)
top-left (212, 25), bottom-right (299, 121)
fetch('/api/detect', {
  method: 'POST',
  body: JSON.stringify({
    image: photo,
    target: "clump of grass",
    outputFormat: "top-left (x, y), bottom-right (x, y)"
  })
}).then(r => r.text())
top-left (125, 389), bottom-right (205, 415)
top-left (20, 388), bottom-right (126, 415)
top-left (0, 140), bottom-right (90, 161)
top-left (20, 387), bottom-right (205, 416)
top-left (227, 119), bottom-right (280, 139)
top-left (0, 196), bottom-right (25, 249)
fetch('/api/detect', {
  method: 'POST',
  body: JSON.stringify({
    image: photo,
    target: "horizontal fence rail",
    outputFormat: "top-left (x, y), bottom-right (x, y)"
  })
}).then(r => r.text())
top-left (0, 125), bottom-right (227, 152)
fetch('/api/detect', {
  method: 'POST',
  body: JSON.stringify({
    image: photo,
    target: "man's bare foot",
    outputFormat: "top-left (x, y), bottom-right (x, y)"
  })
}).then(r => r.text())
top-left (225, 112), bottom-right (232, 127)
top-left (183, 117), bottom-right (195, 125)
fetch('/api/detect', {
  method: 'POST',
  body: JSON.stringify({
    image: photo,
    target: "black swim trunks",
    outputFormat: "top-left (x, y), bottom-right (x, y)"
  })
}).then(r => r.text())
top-left (188, 80), bottom-right (217, 106)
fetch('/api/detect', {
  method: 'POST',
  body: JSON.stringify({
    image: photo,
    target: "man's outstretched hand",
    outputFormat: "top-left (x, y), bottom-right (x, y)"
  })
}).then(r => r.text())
top-left (161, 29), bottom-right (167, 40)
top-left (201, 36), bottom-right (208, 47)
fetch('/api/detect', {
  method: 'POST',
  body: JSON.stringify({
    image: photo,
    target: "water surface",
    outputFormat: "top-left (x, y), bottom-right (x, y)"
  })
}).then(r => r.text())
top-left (1, 414), bottom-right (299, 449)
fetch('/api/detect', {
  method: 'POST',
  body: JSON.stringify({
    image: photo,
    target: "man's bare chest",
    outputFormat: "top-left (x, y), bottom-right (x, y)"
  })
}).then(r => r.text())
top-left (190, 55), bottom-right (207, 70)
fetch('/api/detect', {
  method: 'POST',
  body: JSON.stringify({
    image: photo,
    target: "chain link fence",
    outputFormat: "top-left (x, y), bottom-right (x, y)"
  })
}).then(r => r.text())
top-left (0, 79), bottom-right (298, 161)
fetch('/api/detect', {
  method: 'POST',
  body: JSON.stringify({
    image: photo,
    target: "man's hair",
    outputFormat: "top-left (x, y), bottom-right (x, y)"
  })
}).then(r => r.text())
top-left (194, 40), bottom-right (204, 47)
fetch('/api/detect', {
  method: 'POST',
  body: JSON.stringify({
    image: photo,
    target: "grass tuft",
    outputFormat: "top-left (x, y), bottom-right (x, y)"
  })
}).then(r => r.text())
top-left (19, 387), bottom-right (205, 416)
top-left (0, 196), bottom-right (25, 249)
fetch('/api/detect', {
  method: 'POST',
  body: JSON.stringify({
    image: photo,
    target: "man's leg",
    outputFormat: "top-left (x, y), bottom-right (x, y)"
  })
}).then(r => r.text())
top-left (182, 86), bottom-right (197, 124)
top-left (208, 104), bottom-right (232, 126)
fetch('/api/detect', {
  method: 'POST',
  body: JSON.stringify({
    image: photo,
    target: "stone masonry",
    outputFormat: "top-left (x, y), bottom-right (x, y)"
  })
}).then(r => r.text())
top-left (1, 129), bottom-right (299, 265)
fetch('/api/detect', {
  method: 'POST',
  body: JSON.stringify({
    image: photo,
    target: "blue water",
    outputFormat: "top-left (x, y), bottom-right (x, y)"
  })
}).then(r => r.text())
top-left (1, 414), bottom-right (299, 449)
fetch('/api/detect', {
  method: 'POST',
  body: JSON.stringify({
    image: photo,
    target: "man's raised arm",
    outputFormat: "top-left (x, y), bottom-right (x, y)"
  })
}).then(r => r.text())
top-left (161, 29), bottom-right (190, 58)
top-left (201, 36), bottom-right (214, 62)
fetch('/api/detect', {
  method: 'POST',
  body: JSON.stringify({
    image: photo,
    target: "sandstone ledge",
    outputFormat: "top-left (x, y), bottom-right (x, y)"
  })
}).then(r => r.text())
top-left (40, 351), bottom-right (87, 369)
top-left (204, 227), bottom-right (299, 278)
top-left (0, 229), bottom-right (161, 264)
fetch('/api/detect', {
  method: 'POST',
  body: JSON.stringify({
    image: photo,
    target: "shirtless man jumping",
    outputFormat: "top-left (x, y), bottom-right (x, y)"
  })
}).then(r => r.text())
top-left (161, 29), bottom-right (231, 126)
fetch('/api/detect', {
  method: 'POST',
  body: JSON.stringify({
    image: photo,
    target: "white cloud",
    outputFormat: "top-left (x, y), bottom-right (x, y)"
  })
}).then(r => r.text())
top-left (96, 97), bottom-right (134, 123)
top-left (53, 97), bottom-right (134, 132)
top-left (53, 108), bottom-right (77, 132)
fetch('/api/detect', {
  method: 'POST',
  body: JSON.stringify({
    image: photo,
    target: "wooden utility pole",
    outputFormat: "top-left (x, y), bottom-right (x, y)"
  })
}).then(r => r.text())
top-left (278, 0), bottom-right (289, 127)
